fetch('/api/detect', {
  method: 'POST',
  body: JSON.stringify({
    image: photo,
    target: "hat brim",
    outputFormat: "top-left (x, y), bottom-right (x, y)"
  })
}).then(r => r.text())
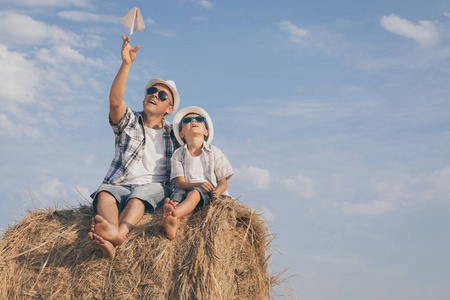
top-left (173, 106), bottom-right (214, 146)
top-left (145, 79), bottom-right (179, 116)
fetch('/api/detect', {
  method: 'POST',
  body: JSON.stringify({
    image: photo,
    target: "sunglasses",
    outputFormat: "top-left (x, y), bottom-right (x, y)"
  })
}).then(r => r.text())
top-left (181, 116), bottom-right (206, 124)
top-left (146, 87), bottom-right (171, 102)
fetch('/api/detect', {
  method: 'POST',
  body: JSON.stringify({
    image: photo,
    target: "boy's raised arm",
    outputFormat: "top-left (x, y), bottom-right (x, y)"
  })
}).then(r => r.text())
top-left (109, 34), bottom-right (141, 124)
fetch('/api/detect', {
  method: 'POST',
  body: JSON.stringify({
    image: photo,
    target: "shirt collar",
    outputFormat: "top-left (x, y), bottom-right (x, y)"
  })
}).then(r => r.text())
top-left (182, 142), bottom-right (212, 152)
top-left (137, 112), bottom-right (170, 132)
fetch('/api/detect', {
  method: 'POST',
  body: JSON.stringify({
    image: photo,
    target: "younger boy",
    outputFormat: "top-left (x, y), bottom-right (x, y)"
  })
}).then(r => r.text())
top-left (162, 106), bottom-right (234, 240)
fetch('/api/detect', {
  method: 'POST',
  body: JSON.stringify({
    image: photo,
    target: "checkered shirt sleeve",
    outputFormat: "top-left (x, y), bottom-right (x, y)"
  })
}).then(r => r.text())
top-left (102, 107), bottom-right (141, 183)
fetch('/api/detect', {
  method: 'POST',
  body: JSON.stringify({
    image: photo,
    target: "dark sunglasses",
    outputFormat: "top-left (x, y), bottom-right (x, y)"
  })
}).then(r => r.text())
top-left (181, 116), bottom-right (206, 124)
top-left (146, 87), bottom-right (170, 102)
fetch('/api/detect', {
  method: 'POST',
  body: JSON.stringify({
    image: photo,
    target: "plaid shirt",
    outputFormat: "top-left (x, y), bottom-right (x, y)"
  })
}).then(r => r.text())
top-left (170, 143), bottom-right (234, 195)
top-left (103, 107), bottom-right (180, 186)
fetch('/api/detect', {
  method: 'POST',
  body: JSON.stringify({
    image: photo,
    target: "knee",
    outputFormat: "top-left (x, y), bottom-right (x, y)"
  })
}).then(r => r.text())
top-left (96, 191), bottom-right (116, 204)
top-left (127, 198), bottom-right (146, 209)
top-left (189, 189), bottom-right (200, 197)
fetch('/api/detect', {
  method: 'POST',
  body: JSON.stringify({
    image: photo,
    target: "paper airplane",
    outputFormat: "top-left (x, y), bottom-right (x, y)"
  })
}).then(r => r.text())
top-left (122, 7), bottom-right (145, 35)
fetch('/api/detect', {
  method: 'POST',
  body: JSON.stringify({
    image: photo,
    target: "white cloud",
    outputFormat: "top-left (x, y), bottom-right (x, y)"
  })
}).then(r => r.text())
top-left (380, 14), bottom-right (439, 47)
top-left (278, 20), bottom-right (309, 44)
top-left (187, 0), bottom-right (213, 9)
top-left (0, 12), bottom-right (81, 47)
top-left (277, 20), bottom-right (341, 53)
top-left (235, 165), bottom-right (270, 189)
top-left (35, 177), bottom-right (67, 199)
top-left (283, 174), bottom-right (316, 198)
top-left (0, 114), bottom-right (41, 138)
top-left (0, 11), bottom-right (107, 140)
top-left (279, 20), bottom-right (308, 38)
top-left (57, 11), bottom-right (121, 23)
top-left (0, 45), bottom-right (40, 110)
top-left (342, 200), bottom-right (395, 215)
top-left (336, 179), bottom-right (404, 215)
top-left (198, 0), bottom-right (214, 9)
top-left (338, 166), bottom-right (450, 215)
top-left (36, 45), bottom-right (102, 66)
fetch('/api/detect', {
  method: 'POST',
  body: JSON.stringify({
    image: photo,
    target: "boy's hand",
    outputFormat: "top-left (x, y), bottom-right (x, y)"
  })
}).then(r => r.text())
top-left (121, 34), bottom-right (141, 65)
top-left (211, 190), bottom-right (219, 200)
top-left (199, 182), bottom-right (215, 193)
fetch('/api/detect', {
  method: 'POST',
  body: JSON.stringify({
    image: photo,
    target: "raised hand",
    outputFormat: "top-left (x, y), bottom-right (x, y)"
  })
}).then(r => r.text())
top-left (121, 34), bottom-right (141, 65)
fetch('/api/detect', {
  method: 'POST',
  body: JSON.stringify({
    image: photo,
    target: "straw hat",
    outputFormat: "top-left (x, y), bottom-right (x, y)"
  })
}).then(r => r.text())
top-left (144, 79), bottom-right (180, 116)
top-left (173, 106), bottom-right (214, 146)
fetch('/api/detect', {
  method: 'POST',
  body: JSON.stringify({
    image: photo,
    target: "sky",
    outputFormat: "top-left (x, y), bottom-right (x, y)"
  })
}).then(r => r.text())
top-left (1, 0), bottom-right (450, 299)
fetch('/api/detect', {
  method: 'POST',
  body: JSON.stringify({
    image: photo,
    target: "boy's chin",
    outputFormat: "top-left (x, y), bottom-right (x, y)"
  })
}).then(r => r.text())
top-left (184, 134), bottom-right (207, 142)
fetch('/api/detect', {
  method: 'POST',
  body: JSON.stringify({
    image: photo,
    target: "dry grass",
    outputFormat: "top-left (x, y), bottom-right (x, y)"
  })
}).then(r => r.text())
top-left (0, 196), bottom-right (281, 299)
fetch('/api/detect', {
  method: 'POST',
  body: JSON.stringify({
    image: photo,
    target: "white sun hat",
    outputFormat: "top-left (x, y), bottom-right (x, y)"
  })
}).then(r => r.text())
top-left (173, 106), bottom-right (214, 146)
top-left (144, 79), bottom-right (180, 116)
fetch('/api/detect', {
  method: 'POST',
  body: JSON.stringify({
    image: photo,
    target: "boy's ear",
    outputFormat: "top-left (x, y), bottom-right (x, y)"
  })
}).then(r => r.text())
top-left (179, 132), bottom-right (185, 139)
top-left (204, 130), bottom-right (209, 138)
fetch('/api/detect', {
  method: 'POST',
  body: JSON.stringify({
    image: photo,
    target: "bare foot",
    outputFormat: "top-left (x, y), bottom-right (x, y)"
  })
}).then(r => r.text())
top-left (163, 198), bottom-right (175, 216)
top-left (162, 213), bottom-right (178, 240)
top-left (90, 217), bottom-right (96, 232)
top-left (90, 232), bottom-right (116, 259)
top-left (92, 215), bottom-right (124, 246)
top-left (170, 200), bottom-right (178, 209)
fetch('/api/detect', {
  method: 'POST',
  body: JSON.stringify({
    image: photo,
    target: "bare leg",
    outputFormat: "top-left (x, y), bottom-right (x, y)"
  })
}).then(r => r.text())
top-left (162, 191), bottom-right (201, 240)
top-left (88, 193), bottom-right (145, 258)
top-left (117, 198), bottom-right (146, 239)
top-left (172, 190), bottom-right (202, 219)
top-left (91, 192), bottom-right (124, 246)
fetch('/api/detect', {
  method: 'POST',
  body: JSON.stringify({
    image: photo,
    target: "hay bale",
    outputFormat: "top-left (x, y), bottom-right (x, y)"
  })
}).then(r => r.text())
top-left (0, 197), bottom-right (277, 299)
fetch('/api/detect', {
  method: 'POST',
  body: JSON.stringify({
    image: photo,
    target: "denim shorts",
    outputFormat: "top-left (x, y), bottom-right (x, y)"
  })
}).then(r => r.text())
top-left (170, 187), bottom-right (212, 207)
top-left (91, 183), bottom-right (171, 214)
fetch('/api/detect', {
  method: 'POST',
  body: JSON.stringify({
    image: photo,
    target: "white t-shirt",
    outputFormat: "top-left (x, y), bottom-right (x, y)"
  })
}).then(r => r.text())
top-left (184, 151), bottom-right (207, 183)
top-left (121, 126), bottom-right (167, 184)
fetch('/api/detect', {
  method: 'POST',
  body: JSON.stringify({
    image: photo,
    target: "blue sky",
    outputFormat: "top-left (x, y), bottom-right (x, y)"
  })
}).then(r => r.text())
top-left (1, 0), bottom-right (450, 299)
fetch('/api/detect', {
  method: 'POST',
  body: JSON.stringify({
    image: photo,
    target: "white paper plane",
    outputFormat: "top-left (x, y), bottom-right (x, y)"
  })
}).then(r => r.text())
top-left (122, 7), bottom-right (145, 35)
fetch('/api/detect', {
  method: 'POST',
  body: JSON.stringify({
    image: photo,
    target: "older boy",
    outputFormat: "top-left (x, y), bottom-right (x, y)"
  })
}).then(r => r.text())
top-left (162, 106), bottom-right (234, 240)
